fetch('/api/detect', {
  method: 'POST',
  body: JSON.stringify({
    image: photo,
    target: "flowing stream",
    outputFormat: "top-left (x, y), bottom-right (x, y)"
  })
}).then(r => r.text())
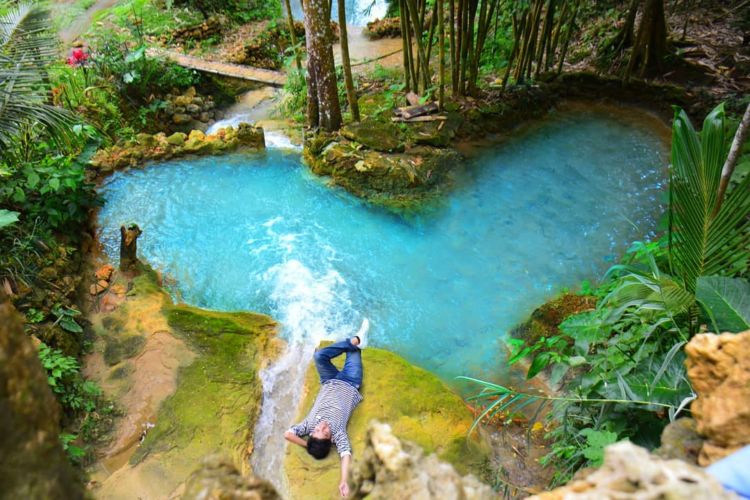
top-left (97, 106), bottom-right (667, 489)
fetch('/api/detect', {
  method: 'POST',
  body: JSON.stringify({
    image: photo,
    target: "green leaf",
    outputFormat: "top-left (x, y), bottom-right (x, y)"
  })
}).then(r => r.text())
top-left (580, 428), bottom-right (618, 466)
top-left (60, 317), bottom-right (83, 333)
top-left (0, 209), bottom-right (20, 228)
top-left (696, 276), bottom-right (750, 332)
top-left (48, 177), bottom-right (60, 191)
top-left (527, 352), bottom-right (551, 379)
top-left (26, 171), bottom-right (40, 188)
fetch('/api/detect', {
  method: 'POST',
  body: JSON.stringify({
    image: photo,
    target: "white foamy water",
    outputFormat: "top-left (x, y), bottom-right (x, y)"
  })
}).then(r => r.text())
top-left (248, 219), bottom-right (360, 492)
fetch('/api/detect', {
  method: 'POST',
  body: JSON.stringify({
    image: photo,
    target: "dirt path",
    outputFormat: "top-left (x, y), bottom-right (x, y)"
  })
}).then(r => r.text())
top-left (59, 0), bottom-right (119, 45)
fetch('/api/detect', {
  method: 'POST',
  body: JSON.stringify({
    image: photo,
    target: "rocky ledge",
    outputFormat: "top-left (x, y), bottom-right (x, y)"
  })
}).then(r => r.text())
top-left (89, 124), bottom-right (265, 173)
top-left (284, 344), bottom-right (487, 499)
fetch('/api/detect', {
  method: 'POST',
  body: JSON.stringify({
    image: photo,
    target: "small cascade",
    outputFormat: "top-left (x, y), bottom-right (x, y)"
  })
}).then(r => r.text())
top-left (246, 219), bottom-right (361, 492)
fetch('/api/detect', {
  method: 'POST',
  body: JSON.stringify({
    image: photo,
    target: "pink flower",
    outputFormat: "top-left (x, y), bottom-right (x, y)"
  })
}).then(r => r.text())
top-left (67, 47), bottom-right (90, 67)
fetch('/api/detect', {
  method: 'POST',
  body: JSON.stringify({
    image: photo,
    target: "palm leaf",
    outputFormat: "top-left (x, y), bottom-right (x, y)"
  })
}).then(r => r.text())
top-left (0, 2), bottom-right (76, 158)
top-left (669, 105), bottom-right (750, 293)
top-left (696, 276), bottom-right (750, 332)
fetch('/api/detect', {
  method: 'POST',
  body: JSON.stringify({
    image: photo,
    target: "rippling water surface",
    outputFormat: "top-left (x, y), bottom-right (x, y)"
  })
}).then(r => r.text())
top-left (99, 109), bottom-right (667, 381)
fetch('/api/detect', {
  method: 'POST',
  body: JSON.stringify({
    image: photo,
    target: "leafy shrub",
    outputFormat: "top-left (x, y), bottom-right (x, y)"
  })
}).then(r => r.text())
top-left (0, 153), bottom-right (99, 232)
top-left (39, 342), bottom-right (101, 413)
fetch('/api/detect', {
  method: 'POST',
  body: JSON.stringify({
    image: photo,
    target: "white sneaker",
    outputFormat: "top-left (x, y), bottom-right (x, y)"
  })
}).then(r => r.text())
top-left (355, 318), bottom-right (370, 349)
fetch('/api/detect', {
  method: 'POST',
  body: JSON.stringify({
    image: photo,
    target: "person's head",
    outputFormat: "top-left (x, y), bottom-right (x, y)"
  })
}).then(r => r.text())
top-left (307, 421), bottom-right (332, 460)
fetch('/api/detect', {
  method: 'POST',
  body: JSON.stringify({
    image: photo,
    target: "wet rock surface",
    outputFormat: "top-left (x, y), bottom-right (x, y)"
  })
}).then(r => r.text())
top-left (529, 441), bottom-right (736, 500)
top-left (87, 264), bottom-right (279, 498)
top-left (686, 330), bottom-right (750, 466)
top-left (164, 86), bottom-right (218, 132)
top-left (183, 455), bottom-right (281, 499)
top-left (89, 123), bottom-right (265, 173)
top-left (350, 421), bottom-right (495, 500)
top-left (0, 299), bottom-right (83, 499)
top-left (284, 345), bottom-right (486, 499)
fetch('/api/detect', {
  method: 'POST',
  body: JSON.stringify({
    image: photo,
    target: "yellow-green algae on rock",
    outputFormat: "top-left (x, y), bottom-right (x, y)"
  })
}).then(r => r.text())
top-left (88, 263), bottom-right (278, 498)
top-left (284, 346), bottom-right (486, 499)
top-left (129, 305), bottom-right (277, 481)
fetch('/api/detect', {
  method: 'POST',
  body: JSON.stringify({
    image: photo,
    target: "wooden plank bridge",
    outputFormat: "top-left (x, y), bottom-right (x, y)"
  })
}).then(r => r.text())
top-left (148, 48), bottom-right (287, 87)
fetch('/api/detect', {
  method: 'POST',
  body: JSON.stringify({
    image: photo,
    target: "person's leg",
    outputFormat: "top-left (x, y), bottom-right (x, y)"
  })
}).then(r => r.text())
top-left (313, 339), bottom-right (356, 384)
top-left (335, 339), bottom-right (363, 389)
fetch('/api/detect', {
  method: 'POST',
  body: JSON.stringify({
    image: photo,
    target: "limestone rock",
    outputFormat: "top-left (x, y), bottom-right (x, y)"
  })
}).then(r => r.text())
top-left (685, 330), bottom-right (750, 465)
top-left (173, 113), bottom-right (192, 125)
top-left (167, 132), bottom-right (187, 146)
top-left (350, 422), bottom-right (494, 500)
top-left (340, 120), bottom-right (405, 153)
top-left (655, 417), bottom-right (704, 464)
top-left (0, 299), bottom-right (83, 499)
top-left (95, 264), bottom-right (115, 282)
top-left (284, 346), bottom-right (486, 499)
top-left (529, 441), bottom-right (736, 500)
top-left (182, 455), bottom-right (280, 500)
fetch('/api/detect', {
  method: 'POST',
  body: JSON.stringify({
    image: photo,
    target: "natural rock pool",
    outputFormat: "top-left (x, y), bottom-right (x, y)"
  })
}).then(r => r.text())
top-left (98, 106), bottom-right (668, 486)
top-left (98, 107), bottom-right (667, 382)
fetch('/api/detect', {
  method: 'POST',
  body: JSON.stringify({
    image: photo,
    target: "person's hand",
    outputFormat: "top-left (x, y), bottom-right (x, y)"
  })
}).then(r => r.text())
top-left (339, 481), bottom-right (350, 498)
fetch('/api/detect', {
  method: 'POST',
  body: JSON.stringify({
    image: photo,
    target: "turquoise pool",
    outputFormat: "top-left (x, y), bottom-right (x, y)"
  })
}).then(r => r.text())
top-left (98, 108), bottom-right (667, 381)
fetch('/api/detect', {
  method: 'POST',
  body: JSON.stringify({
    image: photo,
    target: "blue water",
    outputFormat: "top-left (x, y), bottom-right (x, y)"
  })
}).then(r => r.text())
top-left (98, 110), bottom-right (667, 382)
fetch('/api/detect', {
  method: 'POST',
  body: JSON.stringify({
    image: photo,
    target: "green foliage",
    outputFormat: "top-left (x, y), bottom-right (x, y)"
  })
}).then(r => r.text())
top-left (465, 104), bottom-right (750, 487)
top-left (0, 208), bottom-right (19, 228)
top-left (59, 433), bottom-right (86, 463)
top-left (696, 276), bottom-right (750, 332)
top-left (668, 104), bottom-right (750, 295)
top-left (280, 66), bottom-right (307, 121)
top-left (0, 153), bottom-right (100, 231)
top-left (93, 41), bottom-right (200, 106)
top-left (0, 2), bottom-right (77, 161)
top-left (170, 0), bottom-right (280, 23)
top-left (39, 342), bottom-right (101, 413)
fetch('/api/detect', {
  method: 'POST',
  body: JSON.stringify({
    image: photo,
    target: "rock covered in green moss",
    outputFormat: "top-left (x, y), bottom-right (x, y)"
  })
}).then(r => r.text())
top-left (511, 292), bottom-right (596, 344)
top-left (284, 346), bottom-right (485, 499)
top-left (304, 136), bottom-right (460, 208)
top-left (129, 304), bottom-right (277, 486)
top-left (340, 121), bottom-right (405, 152)
top-left (90, 123), bottom-right (265, 173)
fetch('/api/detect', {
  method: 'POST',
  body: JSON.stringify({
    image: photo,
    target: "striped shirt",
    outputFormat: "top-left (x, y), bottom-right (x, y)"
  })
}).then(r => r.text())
top-left (289, 379), bottom-right (363, 457)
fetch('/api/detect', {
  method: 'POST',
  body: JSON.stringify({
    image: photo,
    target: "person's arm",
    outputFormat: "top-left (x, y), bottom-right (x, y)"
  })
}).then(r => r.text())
top-left (339, 453), bottom-right (351, 497)
top-left (285, 419), bottom-right (310, 449)
top-left (284, 429), bottom-right (308, 448)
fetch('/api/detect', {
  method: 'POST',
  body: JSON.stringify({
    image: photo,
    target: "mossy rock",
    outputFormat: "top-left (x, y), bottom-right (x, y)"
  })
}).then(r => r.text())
top-left (511, 292), bottom-right (596, 344)
top-left (129, 304), bottom-right (277, 483)
top-left (340, 120), bottom-right (405, 153)
top-left (284, 346), bottom-right (485, 499)
top-left (103, 334), bottom-right (146, 366)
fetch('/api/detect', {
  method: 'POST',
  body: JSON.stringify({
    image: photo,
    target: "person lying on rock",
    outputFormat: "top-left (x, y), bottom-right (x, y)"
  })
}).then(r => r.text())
top-left (284, 318), bottom-right (370, 498)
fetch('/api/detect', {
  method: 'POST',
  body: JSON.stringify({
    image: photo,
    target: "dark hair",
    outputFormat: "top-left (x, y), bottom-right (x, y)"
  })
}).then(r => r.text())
top-left (306, 437), bottom-right (332, 460)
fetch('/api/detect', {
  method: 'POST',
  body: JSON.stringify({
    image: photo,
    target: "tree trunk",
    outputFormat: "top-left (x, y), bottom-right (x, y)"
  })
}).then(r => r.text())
top-left (303, 0), bottom-right (342, 131)
top-left (625, 0), bottom-right (668, 79)
top-left (438, 0), bottom-right (445, 109)
top-left (713, 103), bottom-right (750, 217)
top-left (119, 224), bottom-right (142, 272)
top-left (283, 0), bottom-right (303, 71)
top-left (337, 0), bottom-right (360, 121)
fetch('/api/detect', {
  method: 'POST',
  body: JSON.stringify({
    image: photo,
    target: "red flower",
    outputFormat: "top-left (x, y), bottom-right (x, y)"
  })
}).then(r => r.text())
top-left (67, 47), bottom-right (90, 67)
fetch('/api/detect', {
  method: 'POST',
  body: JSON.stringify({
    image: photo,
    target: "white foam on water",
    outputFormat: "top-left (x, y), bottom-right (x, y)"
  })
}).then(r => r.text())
top-left (205, 115), bottom-right (253, 135)
top-left (249, 219), bottom-right (358, 492)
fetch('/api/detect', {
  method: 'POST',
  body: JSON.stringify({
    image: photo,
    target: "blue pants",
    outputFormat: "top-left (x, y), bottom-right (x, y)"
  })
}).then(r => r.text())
top-left (314, 339), bottom-right (363, 389)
